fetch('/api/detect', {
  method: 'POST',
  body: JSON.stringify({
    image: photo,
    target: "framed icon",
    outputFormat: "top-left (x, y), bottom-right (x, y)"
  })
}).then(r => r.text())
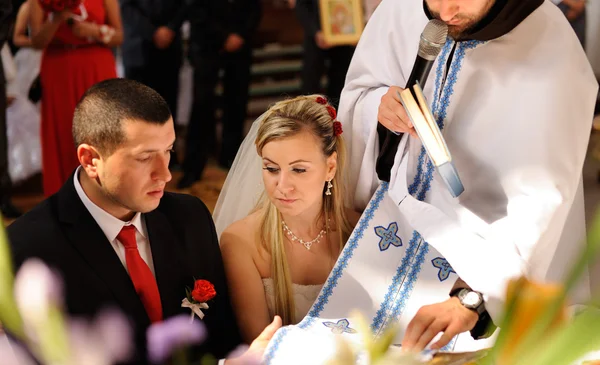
top-left (319, 0), bottom-right (365, 46)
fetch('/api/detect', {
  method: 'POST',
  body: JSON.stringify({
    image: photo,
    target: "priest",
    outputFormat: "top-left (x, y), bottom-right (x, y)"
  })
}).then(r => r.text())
top-left (340, 0), bottom-right (597, 352)
top-left (261, 0), bottom-right (598, 363)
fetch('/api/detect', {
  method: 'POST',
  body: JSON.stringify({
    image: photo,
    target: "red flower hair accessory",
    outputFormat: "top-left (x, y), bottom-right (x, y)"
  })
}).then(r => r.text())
top-left (326, 105), bottom-right (337, 119)
top-left (333, 121), bottom-right (343, 136)
top-left (316, 96), bottom-right (328, 105)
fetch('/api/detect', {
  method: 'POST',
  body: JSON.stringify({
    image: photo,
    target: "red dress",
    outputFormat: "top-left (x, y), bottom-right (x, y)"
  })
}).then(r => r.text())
top-left (41, 0), bottom-right (117, 196)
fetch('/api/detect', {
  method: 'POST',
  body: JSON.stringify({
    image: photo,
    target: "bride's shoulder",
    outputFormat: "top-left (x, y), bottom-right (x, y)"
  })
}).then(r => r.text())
top-left (220, 210), bottom-right (262, 251)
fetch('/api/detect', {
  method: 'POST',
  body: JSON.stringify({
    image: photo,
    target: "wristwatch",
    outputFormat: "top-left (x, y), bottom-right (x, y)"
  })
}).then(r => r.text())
top-left (455, 288), bottom-right (486, 316)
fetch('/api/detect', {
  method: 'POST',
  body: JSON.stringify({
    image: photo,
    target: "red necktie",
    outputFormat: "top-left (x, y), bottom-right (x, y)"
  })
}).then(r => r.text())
top-left (117, 225), bottom-right (163, 323)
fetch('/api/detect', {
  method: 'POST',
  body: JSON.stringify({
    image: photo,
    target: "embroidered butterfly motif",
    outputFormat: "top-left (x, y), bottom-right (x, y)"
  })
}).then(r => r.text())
top-left (322, 319), bottom-right (358, 334)
top-left (432, 257), bottom-right (456, 282)
top-left (374, 222), bottom-right (402, 251)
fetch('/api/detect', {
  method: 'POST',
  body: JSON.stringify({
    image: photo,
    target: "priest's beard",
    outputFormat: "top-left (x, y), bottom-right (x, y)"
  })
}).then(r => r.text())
top-left (428, 0), bottom-right (495, 39)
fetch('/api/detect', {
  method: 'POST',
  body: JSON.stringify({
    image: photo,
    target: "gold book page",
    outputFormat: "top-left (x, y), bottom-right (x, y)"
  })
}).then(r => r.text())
top-left (399, 88), bottom-right (446, 166)
top-left (413, 85), bottom-right (448, 156)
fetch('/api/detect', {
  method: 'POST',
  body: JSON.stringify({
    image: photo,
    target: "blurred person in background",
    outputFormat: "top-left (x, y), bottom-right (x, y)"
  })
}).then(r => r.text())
top-left (294, 0), bottom-right (355, 108)
top-left (177, 0), bottom-right (261, 189)
top-left (552, 0), bottom-right (586, 48)
top-left (120, 0), bottom-right (188, 169)
top-left (0, 0), bottom-right (21, 218)
top-left (29, 0), bottom-right (123, 196)
top-left (3, 0), bottom-right (42, 188)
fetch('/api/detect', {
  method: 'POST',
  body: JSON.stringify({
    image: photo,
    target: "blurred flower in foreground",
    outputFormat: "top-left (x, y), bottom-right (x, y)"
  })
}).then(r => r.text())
top-left (0, 334), bottom-right (37, 365)
top-left (147, 314), bottom-right (206, 364)
top-left (67, 309), bottom-right (133, 365)
top-left (13, 258), bottom-right (133, 365)
top-left (14, 258), bottom-right (70, 363)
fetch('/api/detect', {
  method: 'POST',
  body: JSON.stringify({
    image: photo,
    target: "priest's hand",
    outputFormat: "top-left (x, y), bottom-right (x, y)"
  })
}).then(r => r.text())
top-left (378, 86), bottom-right (417, 138)
top-left (401, 297), bottom-right (478, 351)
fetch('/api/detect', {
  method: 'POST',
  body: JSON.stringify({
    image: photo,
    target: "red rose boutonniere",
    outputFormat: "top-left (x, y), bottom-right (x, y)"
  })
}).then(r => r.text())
top-left (181, 279), bottom-right (217, 321)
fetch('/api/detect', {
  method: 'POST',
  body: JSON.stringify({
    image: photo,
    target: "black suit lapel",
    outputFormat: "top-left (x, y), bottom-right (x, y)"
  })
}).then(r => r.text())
top-left (145, 210), bottom-right (189, 320)
top-left (57, 175), bottom-right (150, 328)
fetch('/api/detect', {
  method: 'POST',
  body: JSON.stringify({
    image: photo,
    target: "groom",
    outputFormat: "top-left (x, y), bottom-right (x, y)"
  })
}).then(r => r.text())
top-left (7, 79), bottom-right (271, 364)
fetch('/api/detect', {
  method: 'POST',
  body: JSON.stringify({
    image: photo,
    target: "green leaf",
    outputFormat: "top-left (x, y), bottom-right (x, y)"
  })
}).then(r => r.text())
top-left (34, 305), bottom-right (70, 363)
top-left (505, 209), bottom-right (600, 363)
top-left (0, 219), bottom-right (24, 339)
top-left (369, 322), bottom-right (400, 363)
top-left (513, 307), bottom-right (600, 365)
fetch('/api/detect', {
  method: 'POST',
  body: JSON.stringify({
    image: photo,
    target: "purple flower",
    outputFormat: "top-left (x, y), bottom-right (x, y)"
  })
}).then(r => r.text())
top-left (93, 308), bottom-right (134, 363)
top-left (0, 335), bottom-right (37, 365)
top-left (147, 314), bottom-right (206, 364)
top-left (67, 308), bottom-right (134, 365)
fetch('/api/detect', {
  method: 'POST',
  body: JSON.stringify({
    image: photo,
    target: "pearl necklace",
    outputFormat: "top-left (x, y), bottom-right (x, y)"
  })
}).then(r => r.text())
top-left (282, 220), bottom-right (327, 250)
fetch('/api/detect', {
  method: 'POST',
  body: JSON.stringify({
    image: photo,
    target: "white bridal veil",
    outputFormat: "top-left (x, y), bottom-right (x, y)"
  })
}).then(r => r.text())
top-left (212, 113), bottom-right (268, 239)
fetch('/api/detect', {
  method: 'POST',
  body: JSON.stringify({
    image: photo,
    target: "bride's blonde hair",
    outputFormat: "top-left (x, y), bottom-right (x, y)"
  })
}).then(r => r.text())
top-left (254, 95), bottom-right (352, 325)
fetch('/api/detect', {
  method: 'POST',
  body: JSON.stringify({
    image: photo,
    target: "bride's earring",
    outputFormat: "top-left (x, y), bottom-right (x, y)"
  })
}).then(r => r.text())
top-left (325, 180), bottom-right (333, 196)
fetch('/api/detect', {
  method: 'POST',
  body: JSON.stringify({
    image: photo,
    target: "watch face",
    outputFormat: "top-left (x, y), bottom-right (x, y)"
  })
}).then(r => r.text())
top-left (463, 292), bottom-right (481, 307)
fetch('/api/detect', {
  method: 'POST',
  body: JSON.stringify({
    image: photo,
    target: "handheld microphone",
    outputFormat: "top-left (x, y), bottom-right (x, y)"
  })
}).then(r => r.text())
top-left (405, 19), bottom-right (448, 90)
top-left (375, 20), bottom-right (448, 182)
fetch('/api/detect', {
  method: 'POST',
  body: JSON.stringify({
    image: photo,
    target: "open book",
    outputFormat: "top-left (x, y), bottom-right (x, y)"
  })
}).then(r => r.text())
top-left (397, 82), bottom-right (464, 197)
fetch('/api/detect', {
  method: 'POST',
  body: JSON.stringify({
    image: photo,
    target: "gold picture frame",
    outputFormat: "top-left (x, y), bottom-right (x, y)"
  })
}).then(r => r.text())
top-left (319, 0), bottom-right (364, 46)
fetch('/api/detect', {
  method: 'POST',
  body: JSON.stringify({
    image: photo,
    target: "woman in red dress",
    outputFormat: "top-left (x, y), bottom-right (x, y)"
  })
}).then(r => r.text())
top-left (30, 0), bottom-right (123, 196)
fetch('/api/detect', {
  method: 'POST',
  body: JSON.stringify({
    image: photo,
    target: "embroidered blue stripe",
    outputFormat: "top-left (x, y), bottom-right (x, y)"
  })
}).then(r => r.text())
top-left (408, 40), bottom-right (453, 196)
top-left (370, 230), bottom-right (421, 332)
top-left (374, 39), bottom-right (486, 339)
top-left (389, 239), bottom-right (430, 320)
top-left (263, 327), bottom-right (292, 363)
top-left (416, 40), bottom-right (484, 200)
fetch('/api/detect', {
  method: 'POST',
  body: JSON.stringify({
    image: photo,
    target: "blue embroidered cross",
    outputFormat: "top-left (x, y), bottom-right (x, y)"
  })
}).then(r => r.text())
top-left (374, 222), bottom-right (402, 251)
top-left (432, 257), bottom-right (455, 282)
top-left (322, 319), bottom-right (358, 334)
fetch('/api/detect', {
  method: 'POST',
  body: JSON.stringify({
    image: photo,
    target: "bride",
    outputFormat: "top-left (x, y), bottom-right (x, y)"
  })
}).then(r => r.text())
top-left (214, 95), bottom-right (360, 343)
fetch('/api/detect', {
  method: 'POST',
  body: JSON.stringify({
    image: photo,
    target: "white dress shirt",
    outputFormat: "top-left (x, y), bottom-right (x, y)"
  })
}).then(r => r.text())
top-left (74, 167), bottom-right (155, 276)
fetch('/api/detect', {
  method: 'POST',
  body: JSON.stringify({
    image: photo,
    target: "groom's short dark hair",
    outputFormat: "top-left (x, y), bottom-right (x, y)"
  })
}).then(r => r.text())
top-left (72, 78), bottom-right (172, 156)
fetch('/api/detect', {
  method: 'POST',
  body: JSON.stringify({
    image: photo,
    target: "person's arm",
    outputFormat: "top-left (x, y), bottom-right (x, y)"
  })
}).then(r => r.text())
top-left (69, 0), bottom-right (123, 46)
top-left (102, 0), bottom-right (124, 46)
top-left (12, 2), bottom-right (31, 47)
top-left (153, 0), bottom-right (193, 50)
top-left (220, 227), bottom-right (272, 344)
top-left (29, 0), bottom-right (70, 49)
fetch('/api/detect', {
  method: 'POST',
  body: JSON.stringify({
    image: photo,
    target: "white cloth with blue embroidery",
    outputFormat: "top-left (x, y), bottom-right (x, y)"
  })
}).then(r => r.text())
top-left (262, 0), bottom-right (598, 364)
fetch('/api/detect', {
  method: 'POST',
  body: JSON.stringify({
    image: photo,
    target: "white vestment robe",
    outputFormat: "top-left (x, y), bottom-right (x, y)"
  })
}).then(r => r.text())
top-left (262, 0), bottom-right (598, 363)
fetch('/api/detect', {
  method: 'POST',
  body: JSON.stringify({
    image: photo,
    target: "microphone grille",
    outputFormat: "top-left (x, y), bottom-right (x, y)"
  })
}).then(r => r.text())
top-left (418, 19), bottom-right (448, 60)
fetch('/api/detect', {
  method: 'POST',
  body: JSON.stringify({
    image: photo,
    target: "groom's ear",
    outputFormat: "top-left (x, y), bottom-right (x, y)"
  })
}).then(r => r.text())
top-left (78, 144), bottom-right (102, 179)
top-left (326, 151), bottom-right (338, 180)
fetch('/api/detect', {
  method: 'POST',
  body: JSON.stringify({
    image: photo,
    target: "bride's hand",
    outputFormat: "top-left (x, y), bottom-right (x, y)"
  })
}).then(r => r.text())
top-left (225, 316), bottom-right (282, 365)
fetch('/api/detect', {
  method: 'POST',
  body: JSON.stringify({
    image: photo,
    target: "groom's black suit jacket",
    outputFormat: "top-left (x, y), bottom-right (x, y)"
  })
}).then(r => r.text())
top-left (7, 173), bottom-right (241, 364)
